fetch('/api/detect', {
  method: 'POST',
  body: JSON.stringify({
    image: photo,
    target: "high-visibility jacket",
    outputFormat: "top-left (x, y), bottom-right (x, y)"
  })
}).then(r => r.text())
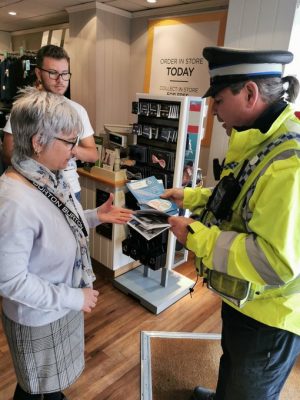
top-left (184, 104), bottom-right (300, 335)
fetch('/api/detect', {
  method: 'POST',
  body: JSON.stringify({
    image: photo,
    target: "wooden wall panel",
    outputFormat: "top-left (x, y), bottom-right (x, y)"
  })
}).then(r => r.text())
top-left (68, 9), bottom-right (97, 130)
top-left (96, 9), bottom-right (131, 134)
top-left (225, 0), bottom-right (298, 49)
top-left (68, 6), bottom-right (131, 136)
top-left (11, 31), bottom-right (43, 51)
top-left (272, 0), bottom-right (299, 48)
top-left (129, 16), bottom-right (149, 115)
top-left (0, 31), bottom-right (11, 51)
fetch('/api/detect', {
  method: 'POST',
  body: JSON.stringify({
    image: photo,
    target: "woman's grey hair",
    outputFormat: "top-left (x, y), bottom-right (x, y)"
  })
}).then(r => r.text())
top-left (229, 75), bottom-right (300, 104)
top-left (10, 86), bottom-right (83, 162)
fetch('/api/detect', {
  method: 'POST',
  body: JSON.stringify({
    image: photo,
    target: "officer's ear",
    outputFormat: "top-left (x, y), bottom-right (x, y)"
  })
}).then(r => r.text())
top-left (244, 81), bottom-right (259, 107)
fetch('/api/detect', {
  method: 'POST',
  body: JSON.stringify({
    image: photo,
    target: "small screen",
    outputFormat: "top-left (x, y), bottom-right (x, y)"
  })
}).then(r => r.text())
top-left (109, 133), bottom-right (126, 147)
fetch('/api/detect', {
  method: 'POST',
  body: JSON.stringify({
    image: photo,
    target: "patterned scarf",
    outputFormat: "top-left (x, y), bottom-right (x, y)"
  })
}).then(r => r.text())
top-left (12, 156), bottom-right (96, 288)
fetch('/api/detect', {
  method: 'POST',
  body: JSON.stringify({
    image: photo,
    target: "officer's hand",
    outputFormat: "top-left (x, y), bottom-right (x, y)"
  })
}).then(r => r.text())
top-left (168, 216), bottom-right (195, 245)
top-left (160, 188), bottom-right (184, 208)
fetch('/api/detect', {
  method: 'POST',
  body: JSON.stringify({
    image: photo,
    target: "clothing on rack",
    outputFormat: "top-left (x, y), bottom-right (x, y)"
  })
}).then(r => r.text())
top-left (0, 51), bottom-right (37, 103)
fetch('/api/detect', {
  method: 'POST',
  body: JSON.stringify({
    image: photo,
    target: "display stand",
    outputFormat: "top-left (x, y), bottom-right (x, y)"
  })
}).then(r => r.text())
top-left (114, 265), bottom-right (195, 314)
top-left (114, 93), bottom-right (207, 313)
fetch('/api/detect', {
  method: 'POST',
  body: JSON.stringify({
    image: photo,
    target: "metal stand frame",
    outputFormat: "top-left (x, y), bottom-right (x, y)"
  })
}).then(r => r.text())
top-left (113, 264), bottom-right (195, 314)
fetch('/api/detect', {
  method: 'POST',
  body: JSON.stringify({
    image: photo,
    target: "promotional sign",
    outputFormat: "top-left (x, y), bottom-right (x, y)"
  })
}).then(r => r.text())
top-left (144, 12), bottom-right (227, 146)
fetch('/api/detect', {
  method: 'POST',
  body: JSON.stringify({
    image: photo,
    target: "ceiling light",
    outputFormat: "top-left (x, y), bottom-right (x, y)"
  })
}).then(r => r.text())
top-left (8, 11), bottom-right (17, 16)
top-left (147, 0), bottom-right (157, 3)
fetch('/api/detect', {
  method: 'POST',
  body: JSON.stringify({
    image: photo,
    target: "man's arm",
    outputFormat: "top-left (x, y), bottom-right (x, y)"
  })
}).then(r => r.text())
top-left (2, 132), bottom-right (13, 166)
top-left (72, 136), bottom-right (98, 163)
top-left (68, 101), bottom-right (98, 163)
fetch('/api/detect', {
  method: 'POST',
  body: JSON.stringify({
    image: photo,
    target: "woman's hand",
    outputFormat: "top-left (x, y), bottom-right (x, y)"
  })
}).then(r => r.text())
top-left (81, 288), bottom-right (99, 313)
top-left (168, 216), bottom-right (195, 245)
top-left (97, 193), bottom-right (133, 224)
top-left (160, 188), bottom-right (184, 208)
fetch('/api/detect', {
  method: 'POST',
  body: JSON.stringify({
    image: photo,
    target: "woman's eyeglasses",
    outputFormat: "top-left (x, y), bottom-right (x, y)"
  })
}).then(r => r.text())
top-left (54, 136), bottom-right (79, 150)
top-left (38, 67), bottom-right (72, 81)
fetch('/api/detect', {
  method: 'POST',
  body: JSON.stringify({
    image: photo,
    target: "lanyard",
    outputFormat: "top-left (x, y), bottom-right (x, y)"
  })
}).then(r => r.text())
top-left (28, 179), bottom-right (88, 237)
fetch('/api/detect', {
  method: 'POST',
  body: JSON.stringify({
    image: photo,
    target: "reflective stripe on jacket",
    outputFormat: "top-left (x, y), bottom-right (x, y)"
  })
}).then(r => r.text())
top-left (184, 105), bottom-right (300, 335)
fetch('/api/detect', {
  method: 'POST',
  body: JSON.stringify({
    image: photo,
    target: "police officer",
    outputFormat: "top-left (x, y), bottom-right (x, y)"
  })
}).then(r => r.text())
top-left (161, 47), bottom-right (300, 400)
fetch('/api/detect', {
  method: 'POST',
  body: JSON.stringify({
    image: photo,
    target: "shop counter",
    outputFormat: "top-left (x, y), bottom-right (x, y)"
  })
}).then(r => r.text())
top-left (78, 167), bottom-right (139, 277)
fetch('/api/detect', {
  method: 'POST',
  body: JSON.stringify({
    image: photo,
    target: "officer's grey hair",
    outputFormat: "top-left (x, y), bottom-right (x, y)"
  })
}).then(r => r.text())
top-left (11, 87), bottom-right (83, 162)
top-left (229, 76), bottom-right (300, 104)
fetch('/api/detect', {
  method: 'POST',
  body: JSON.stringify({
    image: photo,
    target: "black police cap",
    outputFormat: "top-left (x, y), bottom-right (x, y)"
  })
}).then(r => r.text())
top-left (202, 46), bottom-right (293, 97)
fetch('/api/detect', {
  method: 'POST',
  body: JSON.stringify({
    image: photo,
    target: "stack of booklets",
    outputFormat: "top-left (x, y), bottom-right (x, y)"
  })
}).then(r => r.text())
top-left (126, 176), bottom-right (178, 240)
top-left (129, 209), bottom-right (170, 240)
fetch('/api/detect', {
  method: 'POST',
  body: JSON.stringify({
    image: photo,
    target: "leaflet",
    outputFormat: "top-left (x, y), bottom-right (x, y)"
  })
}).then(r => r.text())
top-left (127, 219), bottom-right (169, 240)
top-left (126, 176), bottom-right (177, 240)
top-left (132, 209), bottom-right (170, 228)
top-left (126, 176), bottom-right (177, 215)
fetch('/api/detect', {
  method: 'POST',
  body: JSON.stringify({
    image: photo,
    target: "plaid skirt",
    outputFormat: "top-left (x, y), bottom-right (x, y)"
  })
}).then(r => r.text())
top-left (2, 310), bottom-right (84, 394)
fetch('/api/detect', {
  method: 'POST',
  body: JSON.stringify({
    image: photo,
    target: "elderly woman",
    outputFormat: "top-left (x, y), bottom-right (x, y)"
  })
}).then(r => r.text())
top-left (0, 87), bottom-right (132, 400)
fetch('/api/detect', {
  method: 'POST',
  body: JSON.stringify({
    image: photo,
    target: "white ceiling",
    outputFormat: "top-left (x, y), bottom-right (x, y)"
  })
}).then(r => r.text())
top-left (0, 0), bottom-right (228, 32)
